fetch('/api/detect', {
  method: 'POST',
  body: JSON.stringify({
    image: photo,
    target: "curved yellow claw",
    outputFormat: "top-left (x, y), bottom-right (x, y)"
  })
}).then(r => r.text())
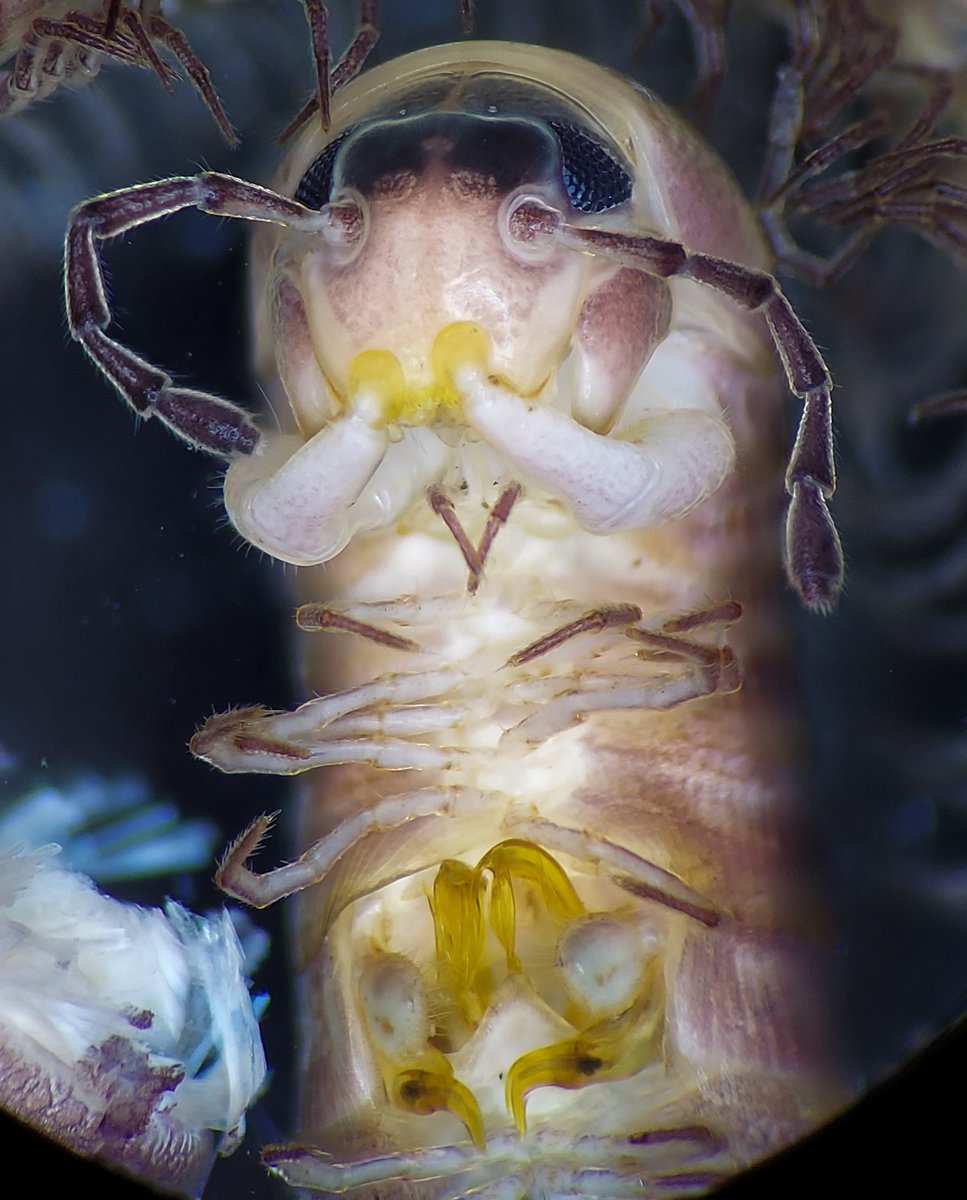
top-left (478, 839), bottom-right (585, 972)
top-left (431, 858), bottom-right (489, 1024)
top-left (391, 1064), bottom-right (487, 1151)
top-left (505, 956), bottom-right (665, 1133)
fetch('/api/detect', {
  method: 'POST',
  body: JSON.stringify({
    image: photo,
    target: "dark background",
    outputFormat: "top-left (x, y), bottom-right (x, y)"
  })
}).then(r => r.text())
top-left (3, 1), bottom-right (967, 1196)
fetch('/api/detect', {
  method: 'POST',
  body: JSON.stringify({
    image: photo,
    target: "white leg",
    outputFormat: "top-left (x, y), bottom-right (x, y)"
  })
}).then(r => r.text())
top-left (262, 1140), bottom-right (495, 1192)
top-left (223, 419), bottom-right (388, 564)
top-left (224, 423), bottom-right (452, 565)
top-left (191, 668), bottom-right (467, 774)
top-left (507, 812), bottom-right (721, 927)
top-left (458, 366), bottom-right (734, 534)
top-left (216, 786), bottom-right (493, 908)
top-left (505, 670), bottom-right (730, 748)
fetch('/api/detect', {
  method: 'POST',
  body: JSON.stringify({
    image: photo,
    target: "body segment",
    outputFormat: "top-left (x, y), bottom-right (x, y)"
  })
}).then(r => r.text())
top-left (195, 42), bottom-right (844, 1195)
top-left (7, 3), bottom-right (966, 1196)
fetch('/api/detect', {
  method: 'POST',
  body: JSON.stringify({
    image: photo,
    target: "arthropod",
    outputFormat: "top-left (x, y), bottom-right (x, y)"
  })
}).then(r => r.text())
top-left (13, 1), bottom-right (967, 1197)
top-left (58, 0), bottom-right (854, 1192)
top-left (0, 0), bottom-right (237, 140)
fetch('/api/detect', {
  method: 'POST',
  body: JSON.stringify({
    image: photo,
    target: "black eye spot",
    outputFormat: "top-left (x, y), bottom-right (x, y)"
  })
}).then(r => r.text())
top-left (548, 120), bottom-right (633, 214)
top-left (294, 128), bottom-right (355, 209)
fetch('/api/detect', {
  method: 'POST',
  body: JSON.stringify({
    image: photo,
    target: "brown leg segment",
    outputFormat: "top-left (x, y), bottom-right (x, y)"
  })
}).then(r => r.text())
top-left (4, 1), bottom-right (235, 143)
top-left (507, 604), bottom-right (643, 667)
top-left (429, 482), bottom-right (522, 594)
top-left (511, 200), bottom-right (843, 611)
top-left (65, 174), bottom-right (318, 456)
top-left (296, 604), bottom-right (422, 652)
top-left (145, 8), bottom-right (238, 146)
top-left (758, 4), bottom-right (967, 283)
top-left (278, 0), bottom-right (380, 143)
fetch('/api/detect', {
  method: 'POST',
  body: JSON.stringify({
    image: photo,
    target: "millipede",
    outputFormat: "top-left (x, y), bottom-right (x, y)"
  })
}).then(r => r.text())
top-left (4, 2), bottom-right (967, 1198)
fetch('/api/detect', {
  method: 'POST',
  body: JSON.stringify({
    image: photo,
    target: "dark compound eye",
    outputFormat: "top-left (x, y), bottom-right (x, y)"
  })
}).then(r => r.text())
top-left (294, 128), bottom-right (355, 209)
top-left (548, 120), bottom-right (633, 214)
top-left (294, 118), bottom-right (632, 215)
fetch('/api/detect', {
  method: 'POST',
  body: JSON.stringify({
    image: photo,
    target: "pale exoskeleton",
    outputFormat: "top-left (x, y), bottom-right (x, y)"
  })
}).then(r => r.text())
top-left (63, 18), bottom-right (850, 1196)
top-left (14, 2), bottom-right (965, 1198)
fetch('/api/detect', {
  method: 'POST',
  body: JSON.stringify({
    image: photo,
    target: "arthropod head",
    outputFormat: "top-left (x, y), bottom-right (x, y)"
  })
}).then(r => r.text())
top-left (240, 41), bottom-right (840, 608)
top-left (261, 42), bottom-right (647, 436)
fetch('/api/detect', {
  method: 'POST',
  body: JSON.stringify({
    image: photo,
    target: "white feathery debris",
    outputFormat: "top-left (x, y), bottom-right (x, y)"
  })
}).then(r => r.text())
top-left (0, 831), bottom-right (267, 1196)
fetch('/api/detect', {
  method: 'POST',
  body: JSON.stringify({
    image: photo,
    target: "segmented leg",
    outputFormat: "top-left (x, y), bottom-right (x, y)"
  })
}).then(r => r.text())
top-left (65, 173), bottom-right (327, 456)
top-left (504, 605), bottom-right (741, 747)
top-left (218, 791), bottom-right (719, 925)
top-left (35, 5), bottom-right (175, 87)
top-left (278, 0), bottom-right (380, 142)
top-left (505, 199), bottom-right (842, 611)
top-left (636, 0), bottom-right (729, 108)
top-left (429, 482), bottom-right (522, 594)
top-left (777, 0), bottom-right (897, 148)
top-left (142, 6), bottom-right (237, 146)
top-left (1, 0), bottom-right (236, 142)
top-left (261, 1124), bottom-right (723, 1194)
top-left (628, 626), bottom-right (740, 691)
top-left (192, 595), bottom-right (743, 772)
top-left (215, 787), bottom-right (491, 907)
top-left (33, 10), bottom-right (150, 69)
top-left (296, 604), bottom-right (422, 651)
top-left (507, 603), bottom-right (644, 667)
top-left (190, 667), bottom-right (468, 774)
top-left (504, 666), bottom-right (732, 748)
top-left (502, 814), bottom-right (721, 925)
top-left (759, 2), bottom-right (967, 282)
top-left (764, 78), bottom-right (967, 280)
top-left (0, 14), bottom-right (100, 116)
top-left (913, 389), bottom-right (967, 422)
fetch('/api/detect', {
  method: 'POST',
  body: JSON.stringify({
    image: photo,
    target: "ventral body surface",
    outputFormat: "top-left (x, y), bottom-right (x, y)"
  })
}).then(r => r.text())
top-left (202, 40), bottom-right (845, 1198)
